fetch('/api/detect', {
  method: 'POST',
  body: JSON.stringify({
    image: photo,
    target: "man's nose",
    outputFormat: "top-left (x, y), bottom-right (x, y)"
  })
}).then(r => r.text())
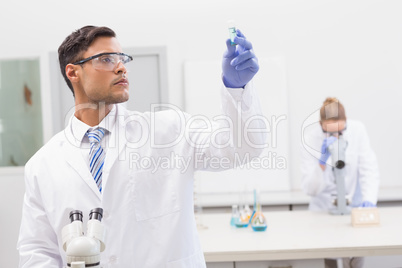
top-left (114, 61), bottom-right (127, 74)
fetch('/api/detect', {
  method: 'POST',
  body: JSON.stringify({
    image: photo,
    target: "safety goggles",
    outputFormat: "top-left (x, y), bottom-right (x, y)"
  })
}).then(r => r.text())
top-left (72, 52), bottom-right (133, 71)
top-left (322, 125), bottom-right (347, 136)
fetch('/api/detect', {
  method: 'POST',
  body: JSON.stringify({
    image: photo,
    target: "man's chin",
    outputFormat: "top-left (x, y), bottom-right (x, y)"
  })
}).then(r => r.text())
top-left (105, 94), bottom-right (129, 105)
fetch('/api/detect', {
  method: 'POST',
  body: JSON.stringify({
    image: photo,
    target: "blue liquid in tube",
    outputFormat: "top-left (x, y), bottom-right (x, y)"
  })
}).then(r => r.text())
top-left (228, 20), bottom-right (236, 46)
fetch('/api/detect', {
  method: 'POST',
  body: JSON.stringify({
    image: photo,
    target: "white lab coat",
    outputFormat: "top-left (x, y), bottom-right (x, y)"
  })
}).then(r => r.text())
top-left (300, 119), bottom-right (379, 211)
top-left (17, 83), bottom-right (266, 268)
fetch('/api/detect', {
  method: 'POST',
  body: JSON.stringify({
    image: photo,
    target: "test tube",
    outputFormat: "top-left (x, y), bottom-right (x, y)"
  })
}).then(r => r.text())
top-left (227, 20), bottom-right (236, 46)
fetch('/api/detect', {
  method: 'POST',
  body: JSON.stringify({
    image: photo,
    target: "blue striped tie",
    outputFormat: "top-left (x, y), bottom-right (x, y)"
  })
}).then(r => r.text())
top-left (86, 128), bottom-right (106, 192)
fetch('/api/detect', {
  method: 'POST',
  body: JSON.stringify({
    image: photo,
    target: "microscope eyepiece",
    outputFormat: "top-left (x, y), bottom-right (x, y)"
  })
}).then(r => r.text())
top-left (69, 210), bottom-right (83, 223)
top-left (89, 208), bottom-right (103, 222)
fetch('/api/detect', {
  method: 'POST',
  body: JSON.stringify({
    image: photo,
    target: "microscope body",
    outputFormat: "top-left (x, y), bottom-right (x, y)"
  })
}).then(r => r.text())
top-left (62, 208), bottom-right (106, 268)
top-left (328, 135), bottom-right (350, 215)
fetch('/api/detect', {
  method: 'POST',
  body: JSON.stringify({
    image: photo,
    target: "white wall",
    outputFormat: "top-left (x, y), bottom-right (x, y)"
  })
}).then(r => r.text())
top-left (1, 0), bottom-right (401, 189)
top-left (0, 168), bottom-right (25, 267)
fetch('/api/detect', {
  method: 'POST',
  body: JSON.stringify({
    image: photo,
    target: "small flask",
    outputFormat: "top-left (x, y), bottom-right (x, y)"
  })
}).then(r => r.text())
top-left (235, 204), bottom-right (250, 228)
top-left (243, 204), bottom-right (252, 222)
top-left (249, 189), bottom-right (257, 224)
top-left (230, 205), bottom-right (240, 226)
top-left (251, 191), bottom-right (267, 232)
top-left (235, 188), bottom-right (251, 228)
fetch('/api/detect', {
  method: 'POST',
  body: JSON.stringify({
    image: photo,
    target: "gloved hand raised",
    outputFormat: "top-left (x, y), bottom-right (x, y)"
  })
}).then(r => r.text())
top-left (222, 29), bottom-right (259, 88)
top-left (319, 136), bottom-right (337, 165)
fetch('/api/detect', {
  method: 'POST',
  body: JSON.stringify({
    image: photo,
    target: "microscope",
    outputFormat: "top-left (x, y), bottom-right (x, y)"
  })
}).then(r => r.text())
top-left (62, 208), bottom-right (106, 268)
top-left (327, 135), bottom-right (350, 215)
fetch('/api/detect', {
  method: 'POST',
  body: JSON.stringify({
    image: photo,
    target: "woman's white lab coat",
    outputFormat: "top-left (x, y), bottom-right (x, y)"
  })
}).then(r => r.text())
top-left (17, 84), bottom-right (266, 267)
top-left (300, 119), bottom-right (379, 211)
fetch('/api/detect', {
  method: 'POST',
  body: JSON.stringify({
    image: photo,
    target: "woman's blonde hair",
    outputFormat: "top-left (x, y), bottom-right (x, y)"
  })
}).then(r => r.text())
top-left (320, 97), bottom-right (346, 122)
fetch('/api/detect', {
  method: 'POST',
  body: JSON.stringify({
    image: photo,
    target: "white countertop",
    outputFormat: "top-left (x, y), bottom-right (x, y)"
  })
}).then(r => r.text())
top-left (198, 207), bottom-right (402, 262)
top-left (197, 187), bottom-right (402, 207)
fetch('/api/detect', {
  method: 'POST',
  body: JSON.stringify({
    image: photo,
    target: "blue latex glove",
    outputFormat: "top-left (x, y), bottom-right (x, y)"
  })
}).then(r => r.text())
top-left (319, 136), bottom-right (337, 165)
top-left (360, 201), bottom-right (376, 207)
top-left (222, 29), bottom-right (259, 88)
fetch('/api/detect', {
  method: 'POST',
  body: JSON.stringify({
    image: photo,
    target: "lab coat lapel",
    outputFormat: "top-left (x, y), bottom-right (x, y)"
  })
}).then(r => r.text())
top-left (63, 119), bottom-right (102, 200)
top-left (340, 123), bottom-right (350, 149)
top-left (102, 106), bottom-right (128, 188)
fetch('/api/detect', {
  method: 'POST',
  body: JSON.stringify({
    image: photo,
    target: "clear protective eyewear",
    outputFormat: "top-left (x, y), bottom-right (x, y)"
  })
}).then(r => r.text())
top-left (72, 52), bottom-right (133, 71)
top-left (322, 125), bottom-right (347, 136)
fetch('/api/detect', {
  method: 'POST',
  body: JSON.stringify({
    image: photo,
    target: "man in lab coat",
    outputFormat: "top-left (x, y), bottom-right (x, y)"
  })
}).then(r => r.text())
top-left (17, 26), bottom-right (266, 267)
top-left (300, 97), bottom-right (380, 268)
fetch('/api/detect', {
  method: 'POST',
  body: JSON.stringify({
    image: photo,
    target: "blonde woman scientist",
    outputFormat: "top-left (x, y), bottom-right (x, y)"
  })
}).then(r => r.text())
top-left (300, 97), bottom-right (380, 268)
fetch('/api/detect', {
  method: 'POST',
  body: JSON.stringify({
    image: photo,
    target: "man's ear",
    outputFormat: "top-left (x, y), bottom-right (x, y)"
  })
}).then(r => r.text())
top-left (65, 64), bottom-right (80, 84)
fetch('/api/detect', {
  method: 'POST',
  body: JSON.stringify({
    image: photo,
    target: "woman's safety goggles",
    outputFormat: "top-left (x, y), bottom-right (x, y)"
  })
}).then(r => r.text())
top-left (72, 52), bottom-right (133, 71)
top-left (322, 125), bottom-right (347, 136)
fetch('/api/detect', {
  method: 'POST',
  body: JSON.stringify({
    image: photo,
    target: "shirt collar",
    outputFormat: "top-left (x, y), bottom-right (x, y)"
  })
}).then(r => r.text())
top-left (71, 104), bottom-right (117, 144)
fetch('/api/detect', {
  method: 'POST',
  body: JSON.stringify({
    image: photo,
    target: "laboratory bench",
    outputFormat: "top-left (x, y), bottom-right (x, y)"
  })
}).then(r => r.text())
top-left (198, 207), bottom-right (402, 268)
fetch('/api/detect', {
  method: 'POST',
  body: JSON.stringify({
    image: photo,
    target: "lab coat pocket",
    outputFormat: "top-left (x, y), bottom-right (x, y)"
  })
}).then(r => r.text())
top-left (166, 251), bottom-right (206, 268)
top-left (131, 169), bottom-right (180, 221)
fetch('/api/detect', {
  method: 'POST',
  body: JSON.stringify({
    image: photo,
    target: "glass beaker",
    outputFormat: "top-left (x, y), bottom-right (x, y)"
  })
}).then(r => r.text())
top-left (235, 204), bottom-right (251, 228)
top-left (230, 205), bottom-right (240, 226)
top-left (251, 212), bottom-right (267, 231)
top-left (251, 203), bottom-right (267, 232)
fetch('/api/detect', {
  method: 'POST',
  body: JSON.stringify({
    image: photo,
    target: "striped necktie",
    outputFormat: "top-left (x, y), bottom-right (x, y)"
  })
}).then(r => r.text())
top-left (86, 128), bottom-right (106, 192)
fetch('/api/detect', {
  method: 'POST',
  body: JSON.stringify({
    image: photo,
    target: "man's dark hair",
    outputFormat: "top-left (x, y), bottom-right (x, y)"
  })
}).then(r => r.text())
top-left (58, 26), bottom-right (116, 96)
